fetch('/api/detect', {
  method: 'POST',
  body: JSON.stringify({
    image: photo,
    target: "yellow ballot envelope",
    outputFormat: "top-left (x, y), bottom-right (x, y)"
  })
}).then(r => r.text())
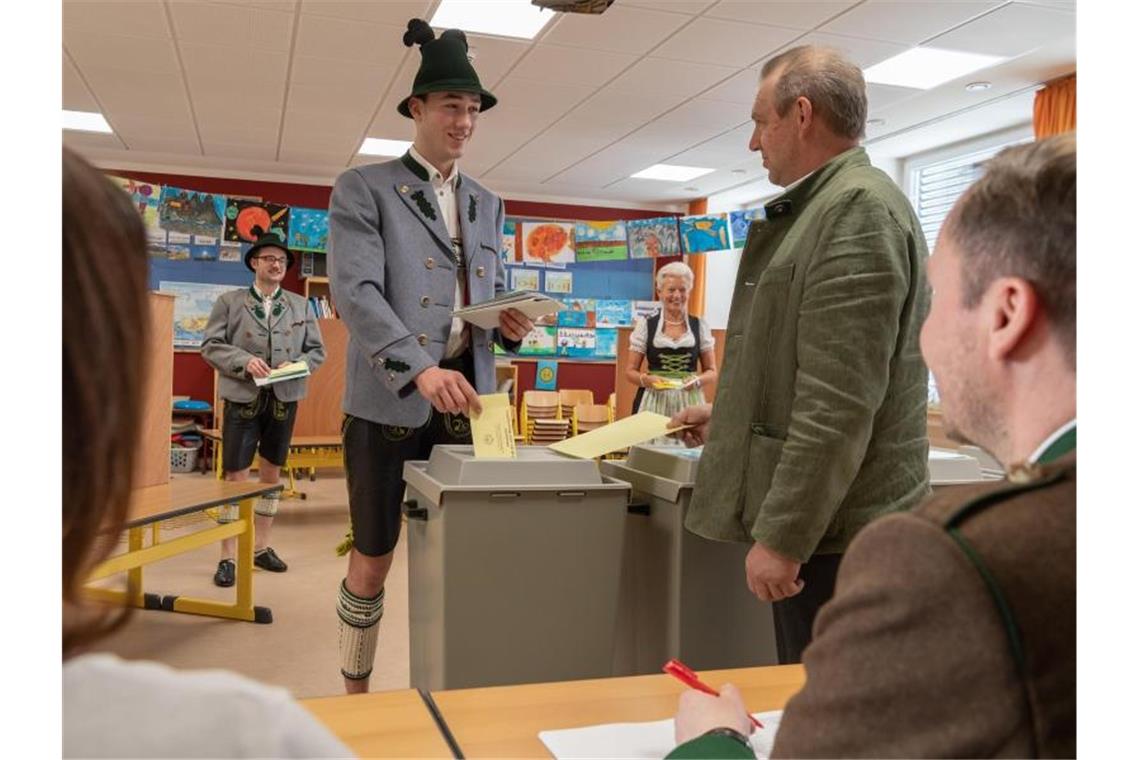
top-left (470, 393), bottom-right (517, 459)
top-left (548, 412), bottom-right (690, 459)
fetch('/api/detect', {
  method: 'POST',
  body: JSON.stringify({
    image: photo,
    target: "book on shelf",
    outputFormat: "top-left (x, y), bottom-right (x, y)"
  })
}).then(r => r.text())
top-left (308, 296), bottom-right (336, 319)
top-left (254, 360), bottom-right (311, 387)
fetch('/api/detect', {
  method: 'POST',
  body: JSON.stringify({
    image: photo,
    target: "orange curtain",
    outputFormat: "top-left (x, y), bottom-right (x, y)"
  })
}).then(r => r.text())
top-left (685, 198), bottom-right (708, 318)
top-left (1033, 74), bottom-right (1076, 138)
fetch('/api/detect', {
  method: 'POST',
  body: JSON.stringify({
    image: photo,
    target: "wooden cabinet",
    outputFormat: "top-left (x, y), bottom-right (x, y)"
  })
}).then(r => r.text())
top-left (135, 292), bottom-right (175, 488)
top-left (293, 318), bottom-right (347, 437)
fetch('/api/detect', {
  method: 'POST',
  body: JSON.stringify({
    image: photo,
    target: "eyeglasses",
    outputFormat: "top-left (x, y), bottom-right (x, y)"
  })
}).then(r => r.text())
top-left (255, 256), bottom-right (288, 266)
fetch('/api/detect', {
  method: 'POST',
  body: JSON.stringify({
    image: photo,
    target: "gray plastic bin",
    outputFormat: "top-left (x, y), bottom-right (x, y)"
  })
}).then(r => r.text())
top-left (402, 445), bottom-right (631, 690)
top-left (601, 445), bottom-right (779, 675)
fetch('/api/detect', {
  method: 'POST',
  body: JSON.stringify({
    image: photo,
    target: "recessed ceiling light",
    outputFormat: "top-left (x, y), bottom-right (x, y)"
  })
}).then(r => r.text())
top-left (863, 47), bottom-right (1005, 90)
top-left (430, 0), bottom-right (556, 40)
top-left (63, 109), bottom-right (113, 134)
top-left (965, 81), bottom-right (992, 92)
top-left (631, 164), bottom-right (715, 182)
top-left (359, 138), bottom-right (412, 156)
top-left (867, 118), bottom-right (886, 127)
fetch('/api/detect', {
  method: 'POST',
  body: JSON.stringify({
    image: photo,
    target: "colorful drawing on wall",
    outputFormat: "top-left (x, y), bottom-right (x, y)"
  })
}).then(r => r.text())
top-left (557, 327), bottom-right (596, 358)
top-left (161, 281), bottom-right (237, 349)
top-left (557, 298), bottom-right (596, 328)
top-left (109, 175), bottom-right (163, 235)
top-left (166, 244), bottom-right (191, 261)
top-left (289, 207), bottom-right (329, 252)
top-left (573, 220), bottom-right (628, 262)
top-left (158, 186), bottom-right (226, 239)
top-left (218, 244), bottom-right (243, 263)
top-left (729, 208), bottom-right (764, 249)
top-left (595, 299), bottom-right (633, 327)
top-left (522, 221), bottom-right (575, 265)
top-left (680, 214), bottom-right (730, 253)
top-left (519, 326), bottom-right (557, 356)
top-left (544, 270), bottom-right (573, 294)
top-left (594, 328), bottom-right (618, 358)
top-left (535, 360), bottom-right (558, 390)
top-left (224, 198), bottom-right (290, 243)
top-left (510, 267), bottom-right (541, 292)
top-left (626, 217), bottom-right (680, 258)
top-left (633, 300), bottom-right (662, 321)
top-left (502, 219), bottom-right (519, 264)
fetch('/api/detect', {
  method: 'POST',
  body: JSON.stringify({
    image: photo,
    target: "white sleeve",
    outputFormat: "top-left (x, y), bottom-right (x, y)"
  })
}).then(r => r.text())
top-left (629, 318), bottom-right (648, 353)
top-left (698, 318), bottom-right (715, 351)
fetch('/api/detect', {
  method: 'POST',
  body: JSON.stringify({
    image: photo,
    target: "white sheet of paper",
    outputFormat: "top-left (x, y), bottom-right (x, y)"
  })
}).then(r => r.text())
top-left (453, 291), bottom-right (564, 330)
top-left (539, 710), bottom-right (783, 759)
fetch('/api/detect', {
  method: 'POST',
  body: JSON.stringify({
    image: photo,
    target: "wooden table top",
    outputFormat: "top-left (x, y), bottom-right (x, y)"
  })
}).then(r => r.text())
top-left (198, 428), bottom-right (341, 448)
top-left (302, 689), bottom-right (454, 759)
top-left (431, 665), bottom-right (806, 758)
top-left (126, 479), bottom-right (282, 528)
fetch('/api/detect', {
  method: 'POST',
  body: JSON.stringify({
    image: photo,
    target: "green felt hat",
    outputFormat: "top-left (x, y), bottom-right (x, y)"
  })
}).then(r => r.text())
top-left (398, 19), bottom-right (497, 118)
top-left (244, 227), bottom-right (293, 272)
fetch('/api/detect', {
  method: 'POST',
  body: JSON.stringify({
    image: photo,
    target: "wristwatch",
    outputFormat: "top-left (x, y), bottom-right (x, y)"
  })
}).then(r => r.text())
top-left (700, 726), bottom-right (751, 749)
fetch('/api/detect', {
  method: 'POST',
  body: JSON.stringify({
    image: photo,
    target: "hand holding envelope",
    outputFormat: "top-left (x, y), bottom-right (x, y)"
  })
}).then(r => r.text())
top-left (470, 393), bottom-right (518, 459)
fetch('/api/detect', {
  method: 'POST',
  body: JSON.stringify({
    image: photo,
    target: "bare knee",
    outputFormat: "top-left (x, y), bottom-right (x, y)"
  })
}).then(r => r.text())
top-left (346, 550), bottom-right (393, 598)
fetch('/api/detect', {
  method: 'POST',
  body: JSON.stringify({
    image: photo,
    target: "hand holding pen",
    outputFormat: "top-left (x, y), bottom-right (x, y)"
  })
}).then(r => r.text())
top-left (666, 658), bottom-right (763, 744)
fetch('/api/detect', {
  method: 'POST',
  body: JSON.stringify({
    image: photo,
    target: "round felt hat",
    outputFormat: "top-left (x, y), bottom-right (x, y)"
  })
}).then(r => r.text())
top-left (243, 227), bottom-right (294, 271)
top-left (397, 19), bottom-right (497, 118)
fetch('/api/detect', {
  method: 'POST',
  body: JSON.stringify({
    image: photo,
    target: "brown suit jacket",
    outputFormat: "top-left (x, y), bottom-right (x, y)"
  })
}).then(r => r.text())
top-left (772, 454), bottom-right (1076, 758)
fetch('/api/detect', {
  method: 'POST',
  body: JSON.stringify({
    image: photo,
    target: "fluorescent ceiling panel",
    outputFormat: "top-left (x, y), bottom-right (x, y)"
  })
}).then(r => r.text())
top-left (863, 47), bottom-right (1005, 90)
top-left (631, 164), bottom-right (715, 182)
top-left (429, 0), bottom-right (556, 40)
top-left (63, 110), bottom-right (113, 133)
top-left (360, 138), bottom-right (412, 156)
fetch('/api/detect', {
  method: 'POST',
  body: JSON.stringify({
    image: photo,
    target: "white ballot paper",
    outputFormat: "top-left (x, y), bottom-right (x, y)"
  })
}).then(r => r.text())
top-left (452, 290), bottom-right (564, 330)
top-left (539, 710), bottom-right (783, 759)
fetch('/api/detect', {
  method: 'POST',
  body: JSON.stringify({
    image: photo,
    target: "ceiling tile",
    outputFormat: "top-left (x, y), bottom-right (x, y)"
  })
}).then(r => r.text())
top-left (169, 1), bottom-right (293, 51)
top-left (866, 82), bottom-right (921, 112)
top-left (63, 0), bottom-right (171, 39)
top-left (541, 4), bottom-right (691, 55)
top-left (780, 31), bottom-right (908, 68)
top-left (487, 129), bottom-right (616, 182)
top-left (289, 55), bottom-right (397, 93)
top-left (552, 141), bottom-right (668, 186)
top-left (65, 33), bottom-right (181, 75)
top-left (609, 57), bottom-right (737, 99)
top-left (491, 78), bottom-right (595, 118)
top-left (616, 0), bottom-right (717, 13)
top-left (820, 1), bottom-right (1004, 45)
top-left (516, 44), bottom-right (638, 88)
top-left (277, 147), bottom-right (353, 166)
top-left (82, 69), bottom-right (192, 120)
top-left (704, 1), bottom-right (858, 30)
top-left (652, 18), bottom-right (801, 67)
top-left (669, 123), bottom-right (756, 166)
top-left (699, 67), bottom-right (761, 105)
top-left (466, 37), bottom-right (533, 89)
top-left (927, 3), bottom-right (1074, 57)
top-left (299, 0), bottom-right (434, 25)
top-left (180, 42), bottom-right (288, 87)
top-left (63, 130), bottom-right (126, 152)
top-left (202, 141), bottom-right (279, 161)
top-left (63, 53), bottom-right (100, 112)
top-left (295, 13), bottom-right (407, 65)
top-left (571, 88), bottom-right (680, 129)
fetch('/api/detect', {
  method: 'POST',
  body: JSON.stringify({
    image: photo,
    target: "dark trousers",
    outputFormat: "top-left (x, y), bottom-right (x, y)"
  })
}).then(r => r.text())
top-left (772, 552), bottom-right (844, 664)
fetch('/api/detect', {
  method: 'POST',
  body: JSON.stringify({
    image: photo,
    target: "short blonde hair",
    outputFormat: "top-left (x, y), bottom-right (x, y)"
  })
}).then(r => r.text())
top-left (656, 261), bottom-right (694, 290)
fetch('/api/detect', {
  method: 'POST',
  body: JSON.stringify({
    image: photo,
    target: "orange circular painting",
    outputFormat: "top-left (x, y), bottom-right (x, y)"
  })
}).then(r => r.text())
top-left (526, 223), bottom-right (569, 262)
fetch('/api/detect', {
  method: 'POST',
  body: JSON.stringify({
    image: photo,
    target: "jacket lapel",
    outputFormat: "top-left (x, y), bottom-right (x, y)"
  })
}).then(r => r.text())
top-left (394, 181), bottom-right (453, 260)
top-left (457, 177), bottom-right (477, 267)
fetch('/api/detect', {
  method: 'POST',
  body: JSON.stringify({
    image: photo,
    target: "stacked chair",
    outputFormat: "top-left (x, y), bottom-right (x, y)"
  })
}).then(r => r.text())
top-left (558, 389), bottom-right (594, 420)
top-left (521, 390), bottom-right (568, 445)
top-left (571, 403), bottom-right (613, 436)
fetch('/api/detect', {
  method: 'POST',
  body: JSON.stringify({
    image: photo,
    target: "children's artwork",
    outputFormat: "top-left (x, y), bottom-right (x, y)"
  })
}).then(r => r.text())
top-left (557, 327), bottom-right (596, 358)
top-left (626, 217), bottom-right (680, 259)
top-left (574, 220), bottom-right (628, 262)
top-left (502, 219), bottom-right (519, 264)
top-left (522, 221), bottom-right (575, 265)
top-left (558, 298), bottom-right (596, 328)
top-left (595, 299), bottom-right (633, 327)
top-left (594, 328), bottom-right (618, 358)
top-left (680, 214), bottom-right (731, 254)
top-left (519, 326), bottom-right (557, 356)
top-left (109, 175), bottom-right (163, 235)
top-left (158, 186), bottom-right (226, 239)
top-left (535, 360), bottom-right (559, 391)
top-left (633, 300), bottom-right (662, 321)
top-left (224, 198), bottom-right (290, 243)
top-left (160, 281), bottom-right (237, 349)
top-left (729, 208), bottom-right (765, 249)
top-left (166, 244), bottom-right (191, 261)
top-left (511, 267), bottom-right (541, 292)
top-left (544, 270), bottom-right (573, 294)
top-left (191, 242), bottom-right (219, 261)
top-left (289, 207), bottom-right (329, 252)
top-left (218, 244), bottom-right (243, 263)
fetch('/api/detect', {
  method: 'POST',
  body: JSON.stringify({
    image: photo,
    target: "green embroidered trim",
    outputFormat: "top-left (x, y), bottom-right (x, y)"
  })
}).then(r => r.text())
top-left (468, 194), bottom-right (477, 223)
top-left (383, 358), bottom-right (410, 373)
top-left (400, 152), bottom-right (429, 181)
top-left (409, 189), bottom-right (436, 221)
top-left (657, 352), bottom-right (693, 374)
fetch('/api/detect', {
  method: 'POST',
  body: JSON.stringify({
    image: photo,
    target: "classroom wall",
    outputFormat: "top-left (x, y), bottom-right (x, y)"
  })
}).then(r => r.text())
top-left (113, 167), bottom-right (677, 406)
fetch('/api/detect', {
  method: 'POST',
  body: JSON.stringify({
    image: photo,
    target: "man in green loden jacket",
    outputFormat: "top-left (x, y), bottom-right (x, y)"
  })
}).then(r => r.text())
top-left (672, 45), bottom-right (931, 664)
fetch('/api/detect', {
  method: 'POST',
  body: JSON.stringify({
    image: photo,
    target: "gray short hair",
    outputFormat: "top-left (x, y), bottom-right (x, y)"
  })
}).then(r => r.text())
top-left (656, 261), bottom-right (694, 290)
top-left (760, 46), bottom-right (867, 140)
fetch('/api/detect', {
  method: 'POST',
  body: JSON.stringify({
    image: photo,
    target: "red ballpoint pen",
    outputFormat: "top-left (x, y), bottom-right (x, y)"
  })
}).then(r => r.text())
top-left (663, 658), bottom-right (764, 729)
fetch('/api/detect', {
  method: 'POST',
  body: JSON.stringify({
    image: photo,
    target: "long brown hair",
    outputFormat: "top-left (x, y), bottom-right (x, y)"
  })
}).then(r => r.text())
top-left (62, 148), bottom-right (151, 656)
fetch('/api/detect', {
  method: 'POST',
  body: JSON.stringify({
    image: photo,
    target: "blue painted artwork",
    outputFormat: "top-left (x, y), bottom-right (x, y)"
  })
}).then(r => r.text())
top-left (679, 214), bottom-right (730, 254)
top-left (594, 328), bottom-right (618, 358)
top-left (626, 217), bottom-right (680, 258)
top-left (729, 208), bottom-right (765, 249)
top-left (289, 207), bottom-right (329, 252)
top-left (595, 299), bottom-right (632, 327)
top-left (557, 298), bottom-right (595, 328)
top-left (535, 360), bottom-right (558, 390)
top-left (158, 186), bottom-right (226, 239)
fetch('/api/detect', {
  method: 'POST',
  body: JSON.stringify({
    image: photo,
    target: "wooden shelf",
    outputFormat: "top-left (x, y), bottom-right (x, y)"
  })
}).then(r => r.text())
top-left (303, 275), bottom-right (329, 284)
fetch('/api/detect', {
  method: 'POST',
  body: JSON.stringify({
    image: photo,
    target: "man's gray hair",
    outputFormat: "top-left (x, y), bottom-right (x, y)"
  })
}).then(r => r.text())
top-left (656, 261), bottom-right (694, 290)
top-left (760, 46), bottom-right (867, 140)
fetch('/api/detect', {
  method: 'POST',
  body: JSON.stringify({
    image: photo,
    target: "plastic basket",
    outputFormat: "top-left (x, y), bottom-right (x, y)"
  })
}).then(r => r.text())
top-left (170, 444), bottom-right (201, 473)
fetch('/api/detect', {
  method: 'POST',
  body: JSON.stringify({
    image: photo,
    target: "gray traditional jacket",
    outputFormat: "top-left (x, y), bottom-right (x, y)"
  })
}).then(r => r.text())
top-left (686, 147), bottom-right (931, 562)
top-left (201, 286), bottom-right (326, 403)
top-left (328, 153), bottom-right (516, 427)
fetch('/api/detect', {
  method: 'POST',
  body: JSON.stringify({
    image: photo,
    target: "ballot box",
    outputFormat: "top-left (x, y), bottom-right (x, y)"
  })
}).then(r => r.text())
top-left (601, 445), bottom-right (779, 675)
top-left (402, 445), bottom-right (631, 690)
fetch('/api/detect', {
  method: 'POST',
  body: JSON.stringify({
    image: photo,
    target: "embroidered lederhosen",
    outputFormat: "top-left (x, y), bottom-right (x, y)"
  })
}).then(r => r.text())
top-left (632, 312), bottom-right (702, 412)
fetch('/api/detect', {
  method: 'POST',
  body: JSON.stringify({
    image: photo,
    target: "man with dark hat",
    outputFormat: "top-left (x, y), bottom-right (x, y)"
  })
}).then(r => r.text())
top-left (201, 229), bottom-right (326, 587)
top-left (328, 19), bottom-right (533, 693)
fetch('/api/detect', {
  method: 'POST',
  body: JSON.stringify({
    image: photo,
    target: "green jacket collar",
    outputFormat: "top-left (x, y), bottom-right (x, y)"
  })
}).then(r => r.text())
top-left (400, 150), bottom-right (464, 189)
top-left (764, 146), bottom-right (868, 220)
